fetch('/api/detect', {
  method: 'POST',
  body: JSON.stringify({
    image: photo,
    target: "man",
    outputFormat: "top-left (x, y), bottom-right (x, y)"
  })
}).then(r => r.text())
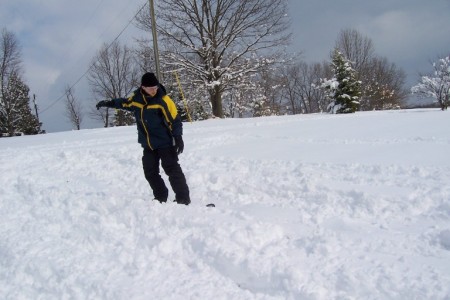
top-left (96, 72), bottom-right (190, 205)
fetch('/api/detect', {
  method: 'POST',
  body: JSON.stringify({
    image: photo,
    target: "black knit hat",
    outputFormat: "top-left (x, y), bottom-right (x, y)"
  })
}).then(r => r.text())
top-left (141, 72), bottom-right (159, 87)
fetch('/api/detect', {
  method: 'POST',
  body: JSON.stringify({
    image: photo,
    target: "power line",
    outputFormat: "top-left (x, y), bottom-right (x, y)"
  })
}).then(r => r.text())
top-left (40, 2), bottom-right (148, 115)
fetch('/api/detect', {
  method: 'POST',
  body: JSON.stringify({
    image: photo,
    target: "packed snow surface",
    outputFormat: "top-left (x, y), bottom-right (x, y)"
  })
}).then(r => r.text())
top-left (1, 109), bottom-right (449, 299)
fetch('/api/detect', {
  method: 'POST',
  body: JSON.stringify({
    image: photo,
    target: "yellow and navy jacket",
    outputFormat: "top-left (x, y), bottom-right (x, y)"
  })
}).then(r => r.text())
top-left (111, 86), bottom-right (182, 150)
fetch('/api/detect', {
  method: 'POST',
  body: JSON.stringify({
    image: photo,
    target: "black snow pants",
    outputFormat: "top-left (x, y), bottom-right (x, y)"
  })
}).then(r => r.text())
top-left (142, 147), bottom-right (190, 204)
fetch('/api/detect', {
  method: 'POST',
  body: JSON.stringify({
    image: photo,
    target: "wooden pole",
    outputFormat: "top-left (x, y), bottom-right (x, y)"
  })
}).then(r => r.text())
top-left (149, 0), bottom-right (161, 80)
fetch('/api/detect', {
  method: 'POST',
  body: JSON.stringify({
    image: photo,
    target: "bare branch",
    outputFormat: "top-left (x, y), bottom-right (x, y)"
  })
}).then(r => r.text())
top-left (64, 86), bottom-right (83, 130)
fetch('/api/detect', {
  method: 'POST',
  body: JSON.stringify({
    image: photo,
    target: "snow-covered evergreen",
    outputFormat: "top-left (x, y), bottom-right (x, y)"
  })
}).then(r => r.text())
top-left (324, 50), bottom-right (361, 114)
top-left (0, 73), bottom-right (40, 136)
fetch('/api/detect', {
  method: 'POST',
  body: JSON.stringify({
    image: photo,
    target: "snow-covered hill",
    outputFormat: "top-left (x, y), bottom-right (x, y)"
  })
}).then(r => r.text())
top-left (1, 109), bottom-right (449, 299)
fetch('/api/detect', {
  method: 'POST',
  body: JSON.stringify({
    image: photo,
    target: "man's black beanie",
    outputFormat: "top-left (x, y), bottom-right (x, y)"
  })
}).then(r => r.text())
top-left (141, 72), bottom-right (159, 87)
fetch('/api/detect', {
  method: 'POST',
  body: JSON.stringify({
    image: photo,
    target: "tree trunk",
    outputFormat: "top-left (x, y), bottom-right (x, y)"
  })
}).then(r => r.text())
top-left (105, 109), bottom-right (110, 127)
top-left (210, 86), bottom-right (223, 118)
top-left (7, 117), bottom-right (14, 137)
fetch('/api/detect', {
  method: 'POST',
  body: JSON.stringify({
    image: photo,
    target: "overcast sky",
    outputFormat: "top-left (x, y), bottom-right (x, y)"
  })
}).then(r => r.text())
top-left (1, 0), bottom-right (449, 132)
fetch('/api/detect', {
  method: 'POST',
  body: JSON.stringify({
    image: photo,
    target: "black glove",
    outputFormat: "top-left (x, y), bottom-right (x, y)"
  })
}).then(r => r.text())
top-left (96, 100), bottom-right (115, 110)
top-left (174, 136), bottom-right (184, 155)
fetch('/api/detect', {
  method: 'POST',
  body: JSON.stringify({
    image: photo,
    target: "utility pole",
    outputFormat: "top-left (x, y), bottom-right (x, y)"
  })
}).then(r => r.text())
top-left (32, 94), bottom-right (41, 132)
top-left (149, 0), bottom-right (161, 80)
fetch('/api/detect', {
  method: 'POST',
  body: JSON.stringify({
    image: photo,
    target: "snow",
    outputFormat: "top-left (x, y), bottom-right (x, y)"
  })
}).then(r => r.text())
top-left (1, 109), bottom-right (450, 299)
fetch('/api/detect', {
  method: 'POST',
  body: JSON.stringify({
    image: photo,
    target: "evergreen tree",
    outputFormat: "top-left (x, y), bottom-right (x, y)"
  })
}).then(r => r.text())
top-left (328, 50), bottom-right (361, 114)
top-left (1, 73), bottom-right (39, 135)
top-left (113, 110), bottom-right (135, 127)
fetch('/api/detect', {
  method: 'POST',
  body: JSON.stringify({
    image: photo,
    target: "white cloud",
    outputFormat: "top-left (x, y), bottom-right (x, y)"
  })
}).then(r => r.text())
top-left (363, 8), bottom-right (450, 61)
top-left (25, 61), bottom-right (60, 92)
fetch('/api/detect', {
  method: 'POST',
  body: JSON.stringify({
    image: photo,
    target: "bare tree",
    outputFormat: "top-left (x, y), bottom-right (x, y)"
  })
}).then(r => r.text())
top-left (88, 41), bottom-right (139, 127)
top-left (64, 86), bottom-right (83, 130)
top-left (278, 61), bottom-right (333, 114)
top-left (1, 28), bottom-right (22, 134)
top-left (0, 28), bottom-right (22, 92)
top-left (261, 59), bottom-right (332, 115)
top-left (134, 41), bottom-right (158, 76)
top-left (363, 56), bottom-right (407, 110)
top-left (412, 55), bottom-right (450, 110)
top-left (278, 64), bottom-right (302, 114)
top-left (136, 0), bottom-right (291, 118)
top-left (335, 28), bottom-right (375, 76)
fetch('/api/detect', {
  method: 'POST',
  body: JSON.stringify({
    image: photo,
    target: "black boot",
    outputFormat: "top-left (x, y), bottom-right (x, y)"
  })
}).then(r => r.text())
top-left (154, 198), bottom-right (167, 203)
top-left (174, 198), bottom-right (191, 205)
